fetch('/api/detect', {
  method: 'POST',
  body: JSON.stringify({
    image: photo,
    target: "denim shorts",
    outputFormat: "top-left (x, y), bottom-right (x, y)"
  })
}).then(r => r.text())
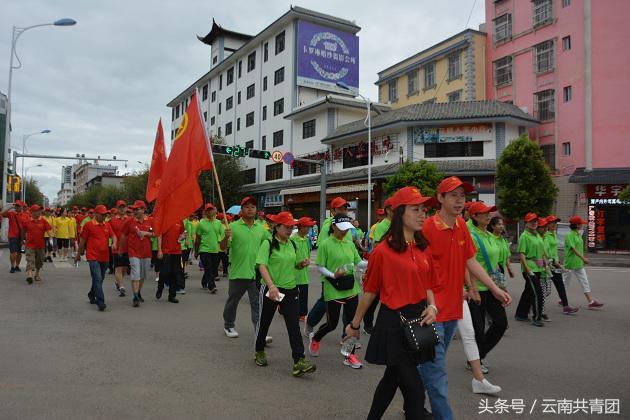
top-left (8, 237), bottom-right (21, 253)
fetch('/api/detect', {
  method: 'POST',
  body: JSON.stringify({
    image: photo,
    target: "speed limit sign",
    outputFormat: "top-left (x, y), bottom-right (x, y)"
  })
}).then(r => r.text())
top-left (271, 150), bottom-right (284, 163)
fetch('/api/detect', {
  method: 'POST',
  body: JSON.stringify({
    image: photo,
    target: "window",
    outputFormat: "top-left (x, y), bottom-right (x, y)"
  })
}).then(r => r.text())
top-left (225, 122), bottom-right (232, 136)
top-left (246, 112), bottom-right (254, 127)
top-left (389, 80), bottom-right (398, 102)
top-left (227, 68), bottom-right (234, 85)
top-left (202, 85), bottom-right (208, 101)
top-left (562, 36), bottom-right (571, 51)
top-left (424, 142), bottom-right (484, 158)
top-left (262, 106), bottom-right (267, 121)
top-left (407, 70), bottom-right (419, 95)
top-left (535, 89), bottom-right (555, 121)
top-left (494, 56), bottom-right (513, 86)
top-left (342, 144), bottom-right (370, 169)
top-left (541, 144), bottom-right (556, 170)
top-left (242, 168), bottom-right (256, 184)
top-left (175, 104), bottom-right (180, 119)
top-left (203, 111), bottom-right (207, 121)
top-left (562, 142), bottom-right (571, 156)
top-left (447, 53), bottom-right (461, 80)
top-left (264, 42), bottom-right (269, 62)
top-left (213, 56), bottom-right (218, 64)
top-left (447, 90), bottom-right (462, 102)
top-left (424, 63), bottom-right (436, 89)
top-left (262, 135), bottom-right (267, 149)
top-left (266, 162), bottom-right (283, 181)
top-left (533, 0), bottom-right (553, 27)
top-left (563, 86), bottom-right (572, 102)
top-left (218, 127), bottom-right (222, 137)
top-left (237, 91), bottom-right (241, 105)
top-left (246, 84), bottom-right (255, 100)
top-left (238, 61), bottom-right (242, 78)
top-left (535, 40), bottom-right (554, 73)
top-left (171, 107), bottom-right (175, 121)
top-left (263, 76), bottom-right (268, 91)
top-left (275, 31), bottom-right (285, 54)
top-left (562, 0), bottom-right (571, 7)
top-left (210, 116), bottom-right (215, 126)
top-left (219, 103), bottom-right (221, 115)
top-left (272, 130), bottom-right (283, 147)
top-left (226, 96), bottom-right (233, 110)
top-left (302, 119), bottom-right (316, 139)
top-left (245, 140), bottom-right (254, 150)
top-left (247, 52), bottom-right (256, 72)
top-left (273, 98), bottom-right (284, 116)
top-left (274, 67), bottom-right (285, 85)
top-left (293, 160), bottom-right (318, 176)
top-left (219, 75), bottom-right (222, 90)
top-left (494, 13), bottom-right (512, 42)
top-left (211, 91), bottom-right (216, 102)
top-left (236, 118), bottom-right (240, 131)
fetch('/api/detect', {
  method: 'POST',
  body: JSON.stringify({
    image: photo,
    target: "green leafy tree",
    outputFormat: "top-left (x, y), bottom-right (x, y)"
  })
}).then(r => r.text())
top-left (121, 170), bottom-right (149, 203)
top-left (383, 160), bottom-right (445, 198)
top-left (619, 184), bottom-right (630, 205)
top-left (496, 134), bottom-right (559, 220)
top-left (24, 178), bottom-right (45, 206)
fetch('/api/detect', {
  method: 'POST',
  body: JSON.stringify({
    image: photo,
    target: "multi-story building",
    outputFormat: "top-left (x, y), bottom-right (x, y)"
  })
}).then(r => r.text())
top-left (376, 29), bottom-right (487, 107)
top-left (72, 163), bottom-right (118, 194)
top-left (485, 0), bottom-right (630, 252)
top-left (85, 174), bottom-right (124, 189)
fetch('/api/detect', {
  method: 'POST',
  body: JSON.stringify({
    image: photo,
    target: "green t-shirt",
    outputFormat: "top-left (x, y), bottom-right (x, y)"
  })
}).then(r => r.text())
top-left (256, 238), bottom-right (298, 289)
top-left (317, 216), bottom-right (351, 246)
top-left (373, 218), bottom-right (391, 244)
top-left (182, 219), bottom-right (194, 250)
top-left (354, 228), bottom-right (364, 242)
top-left (291, 234), bottom-right (311, 285)
top-left (564, 230), bottom-right (585, 270)
top-left (196, 218), bottom-right (225, 253)
top-left (544, 231), bottom-right (560, 262)
top-left (518, 230), bottom-right (545, 273)
top-left (493, 235), bottom-right (511, 268)
top-left (316, 236), bottom-right (361, 301)
top-left (151, 236), bottom-right (158, 251)
top-left (469, 223), bottom-right (501, 292)
top-left (227, 219), bottom-right (267, 280)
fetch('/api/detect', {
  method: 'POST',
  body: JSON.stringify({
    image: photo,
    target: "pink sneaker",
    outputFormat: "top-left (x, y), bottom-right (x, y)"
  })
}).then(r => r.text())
top-left (563, 305), bottom-right (579, 314)
top-left (343, 354), bottom-right (363, 369)
top-left (309, 338), bottom-right (320, 357)
top-left (588, 300), bottom-right (604, 310)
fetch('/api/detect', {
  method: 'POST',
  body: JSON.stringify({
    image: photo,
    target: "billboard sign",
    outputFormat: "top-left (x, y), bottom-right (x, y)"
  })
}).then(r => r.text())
top-left (296, 20), bottom-right (359, 94)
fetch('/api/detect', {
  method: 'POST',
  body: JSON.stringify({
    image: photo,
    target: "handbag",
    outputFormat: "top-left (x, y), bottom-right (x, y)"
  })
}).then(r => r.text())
top-left (472, 232), bottom-right (507, 289)
top-left (327, 274), bottom-right (355, 291)
top-left (399, 303), bottom-right (439, 363)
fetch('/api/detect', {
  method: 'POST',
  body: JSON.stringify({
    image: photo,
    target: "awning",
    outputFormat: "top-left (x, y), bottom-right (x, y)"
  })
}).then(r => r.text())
top-left (280, 183), bottom-right (374, 196)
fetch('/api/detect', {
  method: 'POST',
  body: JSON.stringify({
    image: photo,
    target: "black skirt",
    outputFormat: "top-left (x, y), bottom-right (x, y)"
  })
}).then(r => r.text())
top-left (365, 301), bottom-right (426, 366)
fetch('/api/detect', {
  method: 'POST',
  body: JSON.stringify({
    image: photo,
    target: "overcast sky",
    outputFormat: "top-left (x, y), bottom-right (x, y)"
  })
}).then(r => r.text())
top-left (1, 0), bottom-right (484, 201)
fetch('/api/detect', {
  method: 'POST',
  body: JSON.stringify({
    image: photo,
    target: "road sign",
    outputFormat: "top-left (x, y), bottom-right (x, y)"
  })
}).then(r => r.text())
top-left (249, 149), bottom-right (272, 160)
top-left (271, 150), bottom-right (283, 163)
top-left (282, 152), bottom-right (295, 165)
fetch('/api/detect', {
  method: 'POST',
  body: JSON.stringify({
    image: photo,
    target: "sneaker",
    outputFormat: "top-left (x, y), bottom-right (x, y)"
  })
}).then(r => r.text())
top-left (265, 336), bottom-right (273, 344)
top-left (156, 289), bottom-right (163, 300)
top-left (514, 315), bottom-right (530, 322)
top-left (309, 338), bottom-right (320, 357)
top-left (119, 287), bottom-right (126, 297)
top-left (255, 351), bottom-right (268, 367)
top-left (472, 378), bottom-right (501, 395)
top-left (292, 357), bottom-right (316, 377)
top-left (466, 361), bottom-right (489, 375)
top-left (15, 267), bottom-right (21, 272)
top-left (224, 328), bottom-right (239, 338)
top-left (97, 304), bottom-right (107, 312)
top-left (304, 323), bottom-right (313, 338)
top-left (26, 277), bottom-right (33, 284)
top-left (176, 289), bottom-right (186, 294)
top-left (10, 267), bottom-right (15, 273)
top-left (541, 313), bottom-right (551, 322)
top-left (588, 300), bottom-right (604, 310)
top-left (168, 297), bottom-right (179, 303)
top-left (343, 354), bottom-right (363, 369)
top-left (209, 288), bottom-right (218, 294)
top-left (531, 319), bottom-right (544, 327)
top-left (563, 305), bottom-right (579, 314)
top-left (132, 297), bottom-right (140, 308)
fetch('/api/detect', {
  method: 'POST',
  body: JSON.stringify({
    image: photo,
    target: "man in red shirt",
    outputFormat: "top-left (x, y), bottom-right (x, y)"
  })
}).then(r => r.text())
top-left (156, 220), bottom-right (185, 303)
top-left (418, 177), bottom-right (512, 419)
top-left (1, 200), bottom-right (27, 273)
top-left (119, 200), bottom-right (154, 307)
top-left (108, 200), bottom-right (129, 297)
top-left (21, 204), bottom-right (52, 284)
top-left (75, 205), bottom-right (116, 311)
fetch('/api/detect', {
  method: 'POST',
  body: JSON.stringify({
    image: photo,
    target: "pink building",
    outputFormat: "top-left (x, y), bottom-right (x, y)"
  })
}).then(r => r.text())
top-left (485, 0), bottom-right (630, 252)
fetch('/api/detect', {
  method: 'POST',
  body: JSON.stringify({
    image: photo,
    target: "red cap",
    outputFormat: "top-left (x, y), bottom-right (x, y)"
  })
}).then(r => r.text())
top-left (240, 196), bottom-right (257, 207)
top-left (94, 204), bottom-right (108, 215)
top-left (389, 186), bottom-right (437, 210)
top-left (30, 204), bottom-right (42, 212)
top-left (537, 217), bottom-right (548, 227)
top-left (437, 176), bottom-right (474, 195)
top-left (116, 200), bottom-right (127, 207)
top-left (131, 200), bottom-right (146, 210)
top-left (267, 211), bottom-right (297, 226)
top-left (330, 197), bottom-right (348, 209)
top-left (569, 215), bottom-right (588, 225)
top-left (204, 203), bottom-right (216, 210)
top-left (296, 217), bottom-right (316, 227)
top-left (546, 215), bottom-right (561, 223)
top-left (469, 202), bottom-right (497, 217)
top-left (383, 197), bottom-right (392, 208)
top-left (376, 208), bottom-right (385, 216)
top-left (524, 212), bottom-right (538, 222)
top-left (15, 199), bottom-right (26, 207)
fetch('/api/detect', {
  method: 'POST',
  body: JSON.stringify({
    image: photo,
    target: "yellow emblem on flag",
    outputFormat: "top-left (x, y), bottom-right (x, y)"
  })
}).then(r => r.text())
top-left (174, 112), bottom-right (188, 141)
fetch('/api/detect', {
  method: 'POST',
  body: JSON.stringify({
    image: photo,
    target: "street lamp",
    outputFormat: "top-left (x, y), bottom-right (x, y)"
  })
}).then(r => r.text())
top-left (20, 130), bottom-right (51, 200)
top-left (1, 17), bottom-right (76, 234)
top-left (336, 81), bottom-right (373, 231)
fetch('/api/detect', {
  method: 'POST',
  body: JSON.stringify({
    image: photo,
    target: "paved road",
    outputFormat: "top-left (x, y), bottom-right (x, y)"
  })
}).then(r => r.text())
top-left (0, 250), bottom-right (629, 419)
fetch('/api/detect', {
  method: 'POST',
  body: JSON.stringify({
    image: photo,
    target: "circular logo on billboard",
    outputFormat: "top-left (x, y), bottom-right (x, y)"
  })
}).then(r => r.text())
top-left (309, 32), bottom-right (350, 81)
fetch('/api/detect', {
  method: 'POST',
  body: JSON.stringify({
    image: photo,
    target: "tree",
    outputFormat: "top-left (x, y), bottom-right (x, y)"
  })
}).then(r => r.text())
top-left (24, 178), bottom-right (45, 206)
top-left (619, 184), bottom-right (630, 205)
top-left (383, 160), bottom-right (445, 197)
top-left (121, 170), bottom-right (149, 204)
top-left (496, 133), bottom-right (559, 220)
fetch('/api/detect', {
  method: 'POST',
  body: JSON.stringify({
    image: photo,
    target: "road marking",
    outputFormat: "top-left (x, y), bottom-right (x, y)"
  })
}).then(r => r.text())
top-left (587, 267), bottom-right (630, 273)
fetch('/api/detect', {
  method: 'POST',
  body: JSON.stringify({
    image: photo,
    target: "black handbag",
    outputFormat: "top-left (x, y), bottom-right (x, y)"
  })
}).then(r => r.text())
top-left (327, 274), bottom-right (355, 291)
top-left (399, 308), bottom-right (439, 363)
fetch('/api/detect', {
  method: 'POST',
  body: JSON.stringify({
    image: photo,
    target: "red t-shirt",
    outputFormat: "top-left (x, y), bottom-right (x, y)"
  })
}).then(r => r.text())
top-left (364, 240), bottom-right (438, 311)
top-left (108, 216), bottom-right (129, 253)
top-left (121, 217), bottom-right (153, 258)
top-left (422, 214), bottom-right (476, 322)
top-left (1, 210), bottom-right (22, 238)
top-left (75, 214), bottom-right (86, 227)
top-left (22, 217), bottom-right (52, 249)
top-left (161, 222), bottom-right (184, 255)
top-left (81, 220), bottom-right (114, 262)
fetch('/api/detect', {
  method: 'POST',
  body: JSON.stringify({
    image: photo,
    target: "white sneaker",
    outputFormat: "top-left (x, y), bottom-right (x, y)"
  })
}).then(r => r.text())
top-left (265, 336), bottom-right (273, 344)
top-left (472, 378), bottom-right (501, 395)
top-left (224, 328), bottom-right (239, 338)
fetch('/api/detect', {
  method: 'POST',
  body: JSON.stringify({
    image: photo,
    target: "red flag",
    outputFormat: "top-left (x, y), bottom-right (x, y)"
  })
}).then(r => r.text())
top-left (153, 93), bottom-right (213, 235)
top-left (146, 119), bottom-right (167, 203)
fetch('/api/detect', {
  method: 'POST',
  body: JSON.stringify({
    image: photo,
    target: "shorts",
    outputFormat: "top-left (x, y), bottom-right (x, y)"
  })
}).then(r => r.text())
top-left (46, 238), bottom-right (54, 252)
top-left (114, 252), bottom-right (130, 268)
top-left (129, 257), bottom-right (151, 281)
top-left (8, 237), bottom-right (21, 253)
top-left (56, 238), bottom-right (70, 249)
top-left (25, 248), bottom-right (44, 271)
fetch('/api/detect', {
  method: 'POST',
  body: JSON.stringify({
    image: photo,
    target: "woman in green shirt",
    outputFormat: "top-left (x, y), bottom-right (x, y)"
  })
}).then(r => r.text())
top-left (291, 217), bottom-right (316, 321)
top-left (309, 214), bottom-right (367, 369)
top-left (488, 216), bottom-right (514, 280)
top-left (255, 211), bottom-right (316, 377)
top-left (544, 215), bottom-right (578, 315)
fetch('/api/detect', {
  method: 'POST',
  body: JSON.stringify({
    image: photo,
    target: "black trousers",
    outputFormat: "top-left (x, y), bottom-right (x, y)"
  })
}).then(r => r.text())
top-left (469, 291), bottom-right (508, 359)
top-left (515, 272), bottom-right (544, 320)
top-left (199, 252), bottom-right (219, 289)
top-left (367, 364), bottom-right (426, 420)
top-left (313, 295), bottom-right (358, 343)
top-left (551, 271), bottom-right (569, 306)
top-left (254, 285), bottom-right (304, 363)
top-left (158, 254), bottom-right (182, 299)
top-left (364, 296), bottom-right (380, 328)
top-left (219, 251), bottom-right (229, 275)
top-left (297, 284), bottom-right (309, 317)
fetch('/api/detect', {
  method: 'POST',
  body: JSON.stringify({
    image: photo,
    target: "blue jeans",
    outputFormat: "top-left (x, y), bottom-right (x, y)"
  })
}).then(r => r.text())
top-left (88, 261), bottom-right (107, 307)
top-left (418, 320), bottom-right (458, 420)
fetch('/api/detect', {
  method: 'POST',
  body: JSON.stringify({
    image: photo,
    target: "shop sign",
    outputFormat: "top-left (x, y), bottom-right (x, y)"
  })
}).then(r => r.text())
top-left (587, 205), bottom-right (596, 249)
top-left (587, 184), bottom-right (627, 199)
top-left (587, 206), bottom-right (606, 249)
top-left (264, 194), bottom-right (284, 208)
top-left (411, 124), bottom-right (493, 145)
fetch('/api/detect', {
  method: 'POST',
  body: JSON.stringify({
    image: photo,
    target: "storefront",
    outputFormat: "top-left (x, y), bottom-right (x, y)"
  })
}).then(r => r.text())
top-left (586, 184), bottom-right (630, 253)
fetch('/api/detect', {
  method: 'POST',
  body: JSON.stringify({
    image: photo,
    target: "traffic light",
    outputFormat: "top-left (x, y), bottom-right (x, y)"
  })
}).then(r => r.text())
top-left (6, 175), bottom-right (20, 193)
top-left (211, 144), bottom-right (249, 157)
top-left (248, 149), bottom-right (272, 160)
